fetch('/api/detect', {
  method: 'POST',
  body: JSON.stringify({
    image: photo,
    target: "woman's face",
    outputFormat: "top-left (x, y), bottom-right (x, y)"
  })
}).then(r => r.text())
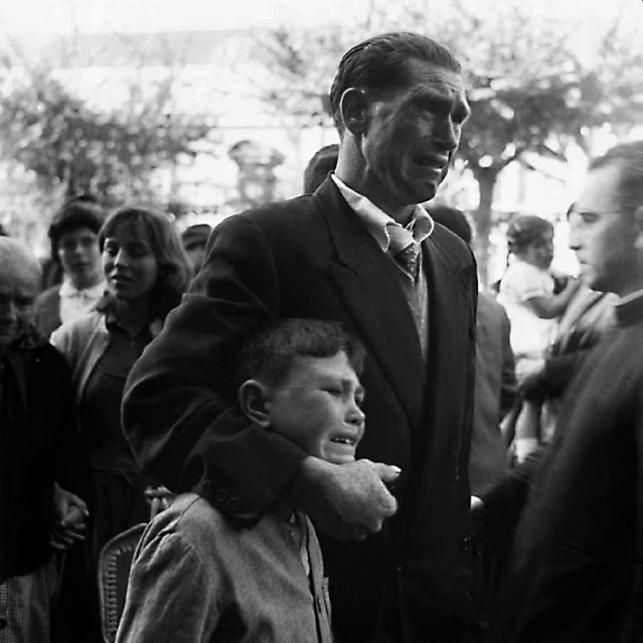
top-left (102, 222), bottom-right (159, 302)
top-left (520, 229), bottom-right (554, 270)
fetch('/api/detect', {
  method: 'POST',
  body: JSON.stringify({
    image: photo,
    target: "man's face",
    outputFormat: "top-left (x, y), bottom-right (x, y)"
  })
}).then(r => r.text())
top-left (185, 243), bottom-right (207, 275)
top-left (57, 226), bottom-right (102, 290)
top-left (266, 351), bottom-right (366, 465)
top-left (357, 59), bottom-right (469, 218)
top-left (569, 163), bottom-right (639, 294)
top-left (0, 264), bottom-right (39, 351)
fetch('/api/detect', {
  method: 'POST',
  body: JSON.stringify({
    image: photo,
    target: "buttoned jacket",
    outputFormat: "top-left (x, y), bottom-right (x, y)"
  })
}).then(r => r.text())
top-left (123, 178), bottom-right (479, 641)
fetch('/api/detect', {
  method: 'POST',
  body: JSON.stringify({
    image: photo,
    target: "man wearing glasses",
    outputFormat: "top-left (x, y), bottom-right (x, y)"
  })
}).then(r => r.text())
top-left (484, 141), bottom-right (643, 641)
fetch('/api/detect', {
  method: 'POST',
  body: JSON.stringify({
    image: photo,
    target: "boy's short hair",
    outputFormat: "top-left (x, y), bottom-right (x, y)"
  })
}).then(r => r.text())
top-left (234, 318), bottom-right (366, 389)
top-left (48, 195), bottom-right (105, 261)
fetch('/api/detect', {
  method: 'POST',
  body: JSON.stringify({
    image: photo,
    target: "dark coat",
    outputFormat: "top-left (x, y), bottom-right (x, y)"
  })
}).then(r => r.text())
top-left (486, 296), bottom-right (643, 642)
top-left (469, 293), bottom-right (516, 496)
top-left (34, 285), bottom-right (62, 339)
top-left (123, 179), bottom-right (480, 642)
top-left (0, 337), bottom-right (80, 579)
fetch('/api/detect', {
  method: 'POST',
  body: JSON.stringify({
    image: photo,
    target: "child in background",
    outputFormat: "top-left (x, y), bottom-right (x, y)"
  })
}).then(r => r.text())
top-left (497, 215), bottom-right (580, 462)
top-left (116, 318), bottom-right (369, 642)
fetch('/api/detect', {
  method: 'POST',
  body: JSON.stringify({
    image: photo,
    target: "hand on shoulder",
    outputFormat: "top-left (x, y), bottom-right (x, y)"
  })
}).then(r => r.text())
top-left (290, 457), bottom-right (400, 541)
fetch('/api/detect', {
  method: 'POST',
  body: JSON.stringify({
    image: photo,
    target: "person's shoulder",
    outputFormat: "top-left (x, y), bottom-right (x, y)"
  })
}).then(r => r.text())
top-left (50, 309), bottom-right (106, 353)
top-left (430, 222), bottom-right (475, 268)
top-left (149, 492), bottom-right (227, 547)
top-left (225, 193), bottom-right (318, 229)
top-left (14, 335), bottom-right (67, 369)
top-left (55, 308), bottom-right (104, 336)
top-left (34, 284), bottom-right (60, 307)
top-left (478, 291), bottom-right (506, 317)
top-left (502, 260), bottom-right (543, 285)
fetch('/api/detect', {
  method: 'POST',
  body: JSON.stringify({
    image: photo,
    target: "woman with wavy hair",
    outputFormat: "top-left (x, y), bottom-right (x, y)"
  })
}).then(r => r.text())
top-left (51, 206), bottom-right (191, 568)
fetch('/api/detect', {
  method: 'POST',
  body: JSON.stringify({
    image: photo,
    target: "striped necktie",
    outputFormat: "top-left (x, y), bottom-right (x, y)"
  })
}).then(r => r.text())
top-left (387, 224), bottom-right (420, 279)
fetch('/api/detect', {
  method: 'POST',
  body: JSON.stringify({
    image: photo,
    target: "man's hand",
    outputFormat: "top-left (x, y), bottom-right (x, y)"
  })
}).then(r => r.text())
top-left (290, 457), bottom-right (400, 541)
top-left (50, 483), bottom-right (89, 552)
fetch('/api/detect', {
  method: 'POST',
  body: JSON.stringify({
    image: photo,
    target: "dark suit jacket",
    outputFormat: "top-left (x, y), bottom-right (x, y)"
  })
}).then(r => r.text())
top-left (123, 179), bottom-right (480, 642)
top-left (486, 297), bottom-right (643, 642)
top-left (33, 285), bottom-right (61, 338)
top-left (470, 293), bottom-right (516, 496)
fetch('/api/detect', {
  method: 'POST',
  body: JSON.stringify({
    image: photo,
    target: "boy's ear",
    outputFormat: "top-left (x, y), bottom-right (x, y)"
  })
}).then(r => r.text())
top-left (238, 379), bottom-right (272, 428)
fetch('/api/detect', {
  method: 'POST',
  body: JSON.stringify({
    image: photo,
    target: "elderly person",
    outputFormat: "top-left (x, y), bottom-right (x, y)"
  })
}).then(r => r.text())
top-left (0, 238), bottom-right (87, 642)
top-left (34, 195), bottom-right (106, 338)
top-left (124, 32), bottom-right (481, 642)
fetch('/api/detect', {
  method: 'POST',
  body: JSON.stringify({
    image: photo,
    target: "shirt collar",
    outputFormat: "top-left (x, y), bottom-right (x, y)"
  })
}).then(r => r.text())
top-left (331, 174), bottom-right (434, 252)
top-left (59, 278), bottom-right (106, 299)
top-left (97, 293), bottom-right (163, 338)
top-left (616, 286), bottom-right (643, 307)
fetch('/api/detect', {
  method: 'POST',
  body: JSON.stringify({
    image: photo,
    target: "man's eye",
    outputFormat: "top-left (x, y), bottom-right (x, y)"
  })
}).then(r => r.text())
top-left (324, 388), bottom-right (342, 396)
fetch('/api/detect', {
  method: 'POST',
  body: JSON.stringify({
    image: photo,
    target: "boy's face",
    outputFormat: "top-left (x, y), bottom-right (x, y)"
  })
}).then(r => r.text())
top-left (267, 351), bottom-right (365, 464)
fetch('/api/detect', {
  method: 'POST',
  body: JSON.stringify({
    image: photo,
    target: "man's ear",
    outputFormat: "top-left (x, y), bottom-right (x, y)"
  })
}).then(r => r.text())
top-left (339, 87), bottom-right (370, 136)
top-left (238, 379), bottom-right (272, 428)
top-left (634, 206), bottom-right (643, 251)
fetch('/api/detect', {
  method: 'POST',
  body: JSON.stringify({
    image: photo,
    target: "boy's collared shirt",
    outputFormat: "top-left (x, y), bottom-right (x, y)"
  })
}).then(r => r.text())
top-left (59, 278), bottom-right (105, 326)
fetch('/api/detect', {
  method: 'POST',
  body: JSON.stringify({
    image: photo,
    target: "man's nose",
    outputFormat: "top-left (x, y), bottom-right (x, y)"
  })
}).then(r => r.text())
top-left (568, 223), bottom-right (582, 251)
top-left (346, 400), bottom-right (365, 427)
top-left (434, 116), bottom-right (460, 152)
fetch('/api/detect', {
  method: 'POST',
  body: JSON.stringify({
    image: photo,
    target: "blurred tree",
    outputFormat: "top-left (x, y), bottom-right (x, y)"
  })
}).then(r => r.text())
top-left (256, 0), bottom-right (643, 282)
top-left (0, 67), bottom-right (214, 206)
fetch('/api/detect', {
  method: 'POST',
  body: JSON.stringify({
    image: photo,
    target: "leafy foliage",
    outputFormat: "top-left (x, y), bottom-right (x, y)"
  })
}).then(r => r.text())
top-left (0, 68), bottom-right (214, 204)
top-left (255, 0), bottom-right (643, 279)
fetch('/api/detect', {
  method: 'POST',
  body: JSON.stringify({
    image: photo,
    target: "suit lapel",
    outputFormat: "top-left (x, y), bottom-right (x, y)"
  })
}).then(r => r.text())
top-left (313, 180), bottom-right (425, 430)
top-left (421, 228), bottom-right (477, 467)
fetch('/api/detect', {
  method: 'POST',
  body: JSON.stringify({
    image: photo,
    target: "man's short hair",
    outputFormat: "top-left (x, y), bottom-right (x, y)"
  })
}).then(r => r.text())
top-left (48, 195), bottom-right (105, 261)
top-left (329, 32), bottom-right (461, 133)
top-left (303, 144), bottom-right (339, 194)
top-left (588, 141), bottom-right (643, 211)
top-left (234, 318), bottom-right (366, 389)
top-left (181, 224), bottom-right (213, 251)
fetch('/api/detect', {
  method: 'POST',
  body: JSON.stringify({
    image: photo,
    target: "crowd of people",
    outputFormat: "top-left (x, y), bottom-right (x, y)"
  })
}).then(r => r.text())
top-left (1, 29), bottom-right (643, 643)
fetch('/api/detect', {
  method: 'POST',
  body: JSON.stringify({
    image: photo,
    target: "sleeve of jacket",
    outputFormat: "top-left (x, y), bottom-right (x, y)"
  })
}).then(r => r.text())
top-left (122, 213), bottom-right (306, 522)
top-left (45, 344), bottom-right (89, 499)
top-left (480, 447), bottom-right (544, 556)
top-left (622, 378), bottom-right (643, 640)
top-left (499, 308), bottom-right (518, 419)
top-left (115, 531), bottom-right (220, 643)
